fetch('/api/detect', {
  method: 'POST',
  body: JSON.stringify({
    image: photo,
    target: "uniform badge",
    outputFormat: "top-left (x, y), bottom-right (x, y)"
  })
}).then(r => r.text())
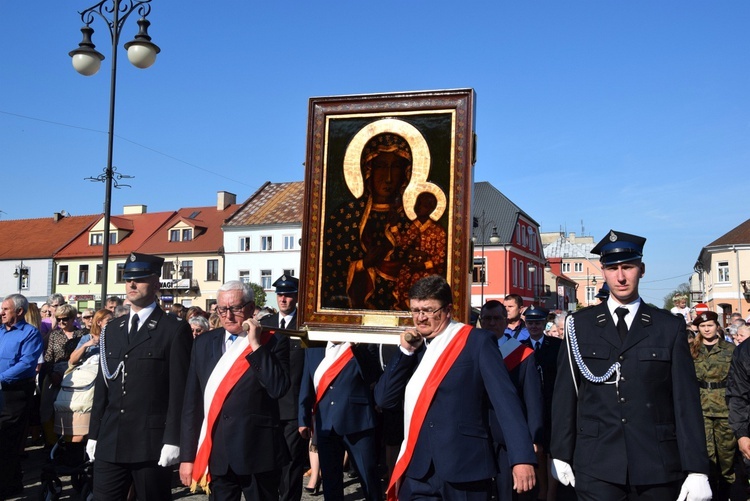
top-left (609, 230), bottom-right (618, 242)
top-left (281, 274), bottom-right (287, 281)
top-left (130, 253), bottom-right (137, 262)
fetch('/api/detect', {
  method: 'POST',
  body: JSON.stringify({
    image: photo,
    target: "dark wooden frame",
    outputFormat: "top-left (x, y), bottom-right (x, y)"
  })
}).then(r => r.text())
top-left (299, 89), bottom-right (476, 340)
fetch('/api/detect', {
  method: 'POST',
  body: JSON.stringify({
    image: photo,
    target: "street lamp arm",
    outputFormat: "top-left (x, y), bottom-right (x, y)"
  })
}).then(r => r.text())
top-left (78, 0), bottom-right (154, 42)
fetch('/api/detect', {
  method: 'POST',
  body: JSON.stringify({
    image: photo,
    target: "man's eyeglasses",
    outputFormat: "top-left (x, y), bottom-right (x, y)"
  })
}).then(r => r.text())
top-left (216, 301), bottom-right (252, 316)
top-left (410, 306), bottom-right (447, 318)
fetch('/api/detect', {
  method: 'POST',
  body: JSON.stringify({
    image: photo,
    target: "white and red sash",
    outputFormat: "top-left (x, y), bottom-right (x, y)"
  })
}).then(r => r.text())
top-left (313, 342), bottom-right (354, 411)
top-left (190, 329), bottom-right (272, 493)
top-left (386, 322), bottom-right (473, 501)
top-left (499, 337), bottom-right (533, 372)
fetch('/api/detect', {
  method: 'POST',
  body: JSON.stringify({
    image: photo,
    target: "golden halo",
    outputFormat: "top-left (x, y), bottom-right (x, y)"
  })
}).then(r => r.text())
top-left (403, 182), bottom-right (447, 222)
top-left (343, 118), bottom-right (430, 202)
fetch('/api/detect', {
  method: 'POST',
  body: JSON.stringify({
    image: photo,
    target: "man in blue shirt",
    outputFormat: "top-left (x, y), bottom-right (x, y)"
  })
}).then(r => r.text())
top-left (0, 293), bottom-right (43, 497)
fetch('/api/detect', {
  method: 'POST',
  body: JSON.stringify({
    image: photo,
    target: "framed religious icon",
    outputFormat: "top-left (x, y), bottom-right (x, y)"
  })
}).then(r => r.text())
top-left (299, 89), bottom-right (476, 343)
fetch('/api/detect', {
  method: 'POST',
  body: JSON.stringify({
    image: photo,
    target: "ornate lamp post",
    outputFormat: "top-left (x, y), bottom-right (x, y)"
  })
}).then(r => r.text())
top-left (472, 211), bottom-right (500, 306)
top-left (69, 0), bottom-right (160, 303)
top-left (12, 262), bottom-right (29, 294)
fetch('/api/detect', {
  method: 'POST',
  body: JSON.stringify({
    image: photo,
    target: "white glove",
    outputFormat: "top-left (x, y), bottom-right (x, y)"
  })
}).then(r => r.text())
top-left (677, 473), bottom-right (712, 501)
top-left (551, 459), bottom-right (575, 487)
top-left (85, 439), bottom-right (97, 461)
top-left (158, 444), bottom-right (181, 467)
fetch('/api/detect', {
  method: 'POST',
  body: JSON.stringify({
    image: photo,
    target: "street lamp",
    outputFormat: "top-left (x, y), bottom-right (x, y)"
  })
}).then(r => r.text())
top-left (12, 262), bottom-right (29, 294)
top-left (70, 0), bottom-right (160, 303)
top-left (472, 211), bottom-right (500, 306)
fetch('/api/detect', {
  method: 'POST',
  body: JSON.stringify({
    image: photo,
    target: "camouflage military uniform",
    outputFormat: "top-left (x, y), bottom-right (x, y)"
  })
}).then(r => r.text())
top-left (694, 338), bottom-right (736, 494)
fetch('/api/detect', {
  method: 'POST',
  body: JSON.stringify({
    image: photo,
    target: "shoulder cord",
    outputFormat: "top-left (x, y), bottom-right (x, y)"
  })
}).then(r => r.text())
top-left (565, 314), bottom-right (620, 398)
top-left (98, 323), bottom-right (126, 387)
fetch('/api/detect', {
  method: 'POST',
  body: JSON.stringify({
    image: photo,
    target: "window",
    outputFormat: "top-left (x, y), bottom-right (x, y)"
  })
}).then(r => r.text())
top-left (586, 286), bottom-right (596, 303)
top-left (516, 224), bottom-right (521, 244)
top-left (181, 260), bottom-right (193, 280)
top-left (90, 233), bottom-right (102, 246)
top-left (283, 235), bottom-right (295, 250)
top-left (562, 263), bottom-right (571, 273)
top-left (95, 265), bottom-right (102, 284)
top-left (239, 270), bottom-right (250, 284)
top-left (20, 272), bottom-right (29, 290)
top-left (528, 228), bottom-right (536, 252)
top-left (574, 262), bottom-right (583, 272)
top-left (239, 237), bottom-right (251, 252)
top-left (718, 261), bottom-right (730, 283)
top-left (58, 265), bottom-right (69, 285)
top-left (116, 263), bottom-right (125, 283)
top-left (261, 236), bottom-right (273, 251)
top-left (519, 261), bottom-right (524, 288)
top-left (162, 261), bottom-right (174, 280)
top-left (472, 258), bottom-right (485, 284)
top-left (512, 258), bottom-right (518, 286)
top-left (79, 265), bottom-right (89, 284)
top-left (109, 232), bottom-right (117, 245)
top-left (170, 229), bottom-right (180, 242)
top-left (182, 228), bottom-right (193, 241)
top-left (283, 269), bottom-right (295, 277)
top-left (207, 259), bottom-right (219, 281)
top-left (261, 270), bottom-right (272, 289)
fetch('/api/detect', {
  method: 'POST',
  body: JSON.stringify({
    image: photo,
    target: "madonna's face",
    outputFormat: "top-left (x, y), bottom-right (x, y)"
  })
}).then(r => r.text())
top-left (369, 152), bottom-right (407, 203)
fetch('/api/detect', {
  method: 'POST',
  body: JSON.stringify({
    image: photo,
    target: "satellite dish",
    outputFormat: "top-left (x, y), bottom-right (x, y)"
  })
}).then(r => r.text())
top-left (60, 210), bottom-right (69, 217)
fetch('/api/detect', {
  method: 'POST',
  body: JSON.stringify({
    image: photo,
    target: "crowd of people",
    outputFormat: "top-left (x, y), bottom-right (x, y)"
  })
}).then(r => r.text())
top-left (3, 232), bottom-right (750, 501)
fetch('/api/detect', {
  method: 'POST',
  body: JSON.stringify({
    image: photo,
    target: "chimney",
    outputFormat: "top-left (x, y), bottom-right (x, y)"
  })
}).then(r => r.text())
top-left (123, 205), bottom-right (147, 215)
top-left (217, 191), bottom-right (237, 210)
top-left (53, 212), bottom-right (63, 222)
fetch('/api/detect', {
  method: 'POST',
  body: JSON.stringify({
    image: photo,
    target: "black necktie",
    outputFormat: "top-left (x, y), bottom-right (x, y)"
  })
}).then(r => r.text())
top-left (129, 313), bottom-right (139, 343)
top-left (615, 308), bottom-right (629, 342)
top-left (280, 318), bottom-right (286, 329)
top-left (534, 340), bottom-right (541, 351)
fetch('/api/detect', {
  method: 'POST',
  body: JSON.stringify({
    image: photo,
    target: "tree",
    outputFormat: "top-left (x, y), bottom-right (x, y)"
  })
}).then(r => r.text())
top-left (248, 282), bottom-right (267, 308)
top-left (663, 282), bottom-right (690, 310)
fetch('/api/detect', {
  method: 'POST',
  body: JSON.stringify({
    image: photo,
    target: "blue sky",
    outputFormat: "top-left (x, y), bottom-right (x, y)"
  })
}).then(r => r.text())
top-left (1, 1), bottom-right (748, 306)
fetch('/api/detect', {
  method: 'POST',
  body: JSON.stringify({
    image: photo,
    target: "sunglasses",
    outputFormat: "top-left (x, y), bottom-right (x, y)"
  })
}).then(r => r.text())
top-left (56, 317), bottom-right (74, 321)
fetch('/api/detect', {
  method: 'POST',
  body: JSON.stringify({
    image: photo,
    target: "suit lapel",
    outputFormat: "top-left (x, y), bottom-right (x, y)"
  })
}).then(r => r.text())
top-left (594, 304), bottom-right (622, 349)
top-left (621, 303), bottom-right (652, 353)
top-left (125, 308), bottom-right (161, 353)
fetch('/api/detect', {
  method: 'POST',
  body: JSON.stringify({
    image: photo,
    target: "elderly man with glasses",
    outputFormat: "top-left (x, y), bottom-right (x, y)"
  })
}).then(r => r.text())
top-left (179, 280), bottom-right (290, 500)
top-left (375, 275), bottom-right (536, 500)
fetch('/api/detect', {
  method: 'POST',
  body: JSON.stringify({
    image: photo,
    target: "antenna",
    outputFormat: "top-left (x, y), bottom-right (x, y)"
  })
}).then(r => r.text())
top-left (581, 220), bottom-right (585, 235)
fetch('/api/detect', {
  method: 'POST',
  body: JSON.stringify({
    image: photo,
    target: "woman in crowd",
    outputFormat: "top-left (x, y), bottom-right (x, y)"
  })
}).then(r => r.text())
top-left (691, 311), bottom-right (736, 500)
top-left (188, 315), bottom-right (210, 338)
top-left (58, 309), bottom-right (113, 441)
top-left (41, 304), bottom-right (86, 445)
top-left (79, 308), bottom-right (96, 333)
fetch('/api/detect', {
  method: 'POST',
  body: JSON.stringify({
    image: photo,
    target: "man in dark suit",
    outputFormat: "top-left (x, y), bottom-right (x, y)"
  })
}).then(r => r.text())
top-left (260, 275), bottom-right (306, 501)
top-left (480, 299), bottom-right (543, 501)
top-left (179, 280), bottom-right (290, 500)
top-left (298, 342), bottom-right (383, 501)
top-left (551, 230), bottom-right (711, 501)
top-left (375, 275), bottom-right (536, 500)
top-left (88, 252), bottom-right (193, 500)
top-left (523, 306), bottom-right (568, 500)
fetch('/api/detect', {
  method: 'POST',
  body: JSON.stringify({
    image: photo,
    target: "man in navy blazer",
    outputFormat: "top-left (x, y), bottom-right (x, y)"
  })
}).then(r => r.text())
top-left (375, 275), bottom-right (536, 500)
top-left (298, 343), bottom-right (383, 501)
top-left (179, 281), bottom-right (290, 500)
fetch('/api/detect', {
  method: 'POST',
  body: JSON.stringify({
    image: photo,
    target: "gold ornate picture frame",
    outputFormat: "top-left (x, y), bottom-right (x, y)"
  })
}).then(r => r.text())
top-left (299, 89), bottom-right (476, 342)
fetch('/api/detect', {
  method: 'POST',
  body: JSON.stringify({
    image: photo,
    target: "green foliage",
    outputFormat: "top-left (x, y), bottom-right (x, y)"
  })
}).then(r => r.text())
top-left (663, 282), bottom-right (690, 310)
top-left (248, 282), bottom-right (266, 308)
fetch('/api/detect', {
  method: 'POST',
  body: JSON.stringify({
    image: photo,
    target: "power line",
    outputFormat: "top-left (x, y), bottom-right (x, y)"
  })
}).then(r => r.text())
top-left (0, 109), bottom-right (256, 188)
